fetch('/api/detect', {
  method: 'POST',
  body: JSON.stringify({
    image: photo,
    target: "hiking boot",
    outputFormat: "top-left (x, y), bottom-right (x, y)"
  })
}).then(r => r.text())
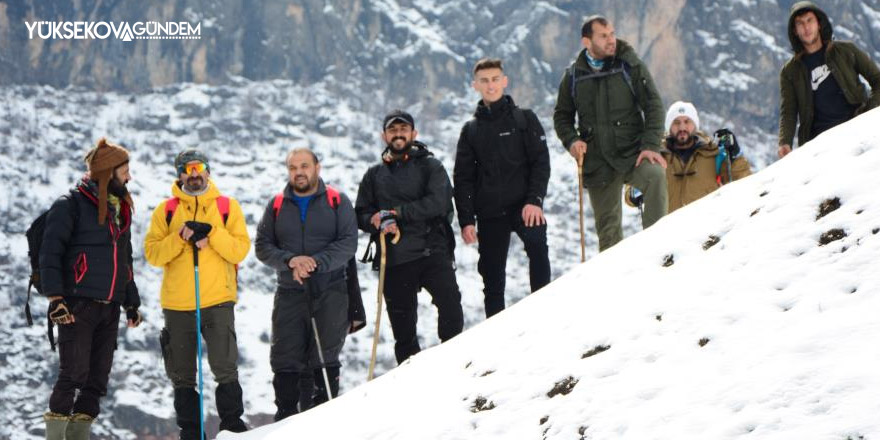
top-left (216, 381), bottom-right (248, 433)
top-left (272, 372), bottom-right (299, 422)
top-left (313, 366), bottom-right (340, 406)
top-left (64, 413), bottom-right (93, 440)
top-left (44, 412), bottom-right (69, 440)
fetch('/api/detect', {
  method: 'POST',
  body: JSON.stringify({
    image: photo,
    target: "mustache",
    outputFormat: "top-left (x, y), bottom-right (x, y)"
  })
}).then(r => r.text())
top-left (391, 136), bottom-right (407, 144)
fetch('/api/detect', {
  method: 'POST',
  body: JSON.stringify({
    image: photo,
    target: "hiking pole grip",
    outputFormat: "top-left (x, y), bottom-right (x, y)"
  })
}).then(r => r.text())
top-left (368, 232), bottom-right (388, 381)
top-left (576, 155), bottom-right (586, 263)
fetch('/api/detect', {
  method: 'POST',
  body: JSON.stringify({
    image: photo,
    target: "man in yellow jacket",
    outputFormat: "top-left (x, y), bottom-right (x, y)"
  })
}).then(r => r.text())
top-left (144, 150), bottom-right (251, 439)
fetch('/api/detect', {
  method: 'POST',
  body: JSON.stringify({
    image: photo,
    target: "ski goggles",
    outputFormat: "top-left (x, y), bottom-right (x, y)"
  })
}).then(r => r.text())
top-left (178, 162), bottom-right (207, 175)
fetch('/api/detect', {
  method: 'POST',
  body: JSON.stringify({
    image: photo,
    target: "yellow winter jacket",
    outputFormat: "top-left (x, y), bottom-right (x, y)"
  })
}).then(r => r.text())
top-left (144, 180), bottom-right (251, 311)
top-left (661, 133), bottom-right (752, 213)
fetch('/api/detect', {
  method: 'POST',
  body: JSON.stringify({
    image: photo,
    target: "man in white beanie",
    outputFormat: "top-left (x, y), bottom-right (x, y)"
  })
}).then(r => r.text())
top-left (630, 101), bottom-right (751, 212)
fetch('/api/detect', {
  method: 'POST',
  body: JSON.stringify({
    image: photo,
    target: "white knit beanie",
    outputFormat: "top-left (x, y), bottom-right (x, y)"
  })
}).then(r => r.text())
top-left (665, 101), bottom-right (700, 134)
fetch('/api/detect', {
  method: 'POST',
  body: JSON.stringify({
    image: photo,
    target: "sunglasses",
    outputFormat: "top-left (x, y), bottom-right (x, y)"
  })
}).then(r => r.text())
top-left (178, 162), bottom-right (207, 175)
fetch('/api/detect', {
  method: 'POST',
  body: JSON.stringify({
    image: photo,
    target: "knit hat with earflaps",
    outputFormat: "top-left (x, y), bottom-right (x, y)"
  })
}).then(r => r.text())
top-left (84, 138), bottom-right (131, 225)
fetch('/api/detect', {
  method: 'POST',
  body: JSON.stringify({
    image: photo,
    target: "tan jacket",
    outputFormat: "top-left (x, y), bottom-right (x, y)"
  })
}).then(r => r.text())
top-left (661, 133), bottom-right (751, 213)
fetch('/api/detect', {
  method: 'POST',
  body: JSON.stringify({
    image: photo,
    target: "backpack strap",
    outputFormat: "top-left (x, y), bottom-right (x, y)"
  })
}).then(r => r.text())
top-left (167, 196), bottom-right (231, 225)
top-left (216, 195), bottom-right (230, 224)
top-left (325, 185), bottom-right (341, 209)
top-left (272, 193), bottom-right (284, 218)
top-left (164, 197), bottom-right (180, 226)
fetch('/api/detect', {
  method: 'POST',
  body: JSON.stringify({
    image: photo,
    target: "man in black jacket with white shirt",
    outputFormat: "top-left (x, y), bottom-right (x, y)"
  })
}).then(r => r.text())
top-left (454, 58), bottom-right (552, 318)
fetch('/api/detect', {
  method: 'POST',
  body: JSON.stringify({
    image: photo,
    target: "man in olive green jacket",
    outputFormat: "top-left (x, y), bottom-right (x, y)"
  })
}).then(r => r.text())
top-left (778, 1), bottom-right (880, 158)
top-left (554, 15), bottom-right (667, 252)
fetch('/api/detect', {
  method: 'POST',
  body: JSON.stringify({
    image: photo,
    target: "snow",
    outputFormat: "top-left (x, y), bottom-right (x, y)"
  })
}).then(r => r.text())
top-left (729, 19), bottom-right (788, 57)
top-left (219, 109), bottom-right (880, 439)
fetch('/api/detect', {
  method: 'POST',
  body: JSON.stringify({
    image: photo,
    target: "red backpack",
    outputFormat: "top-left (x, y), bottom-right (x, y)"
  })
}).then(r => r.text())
top-left (272, 185), bottom-right (340, 217)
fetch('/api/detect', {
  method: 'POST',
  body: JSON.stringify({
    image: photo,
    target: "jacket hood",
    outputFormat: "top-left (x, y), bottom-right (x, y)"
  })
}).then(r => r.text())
top-left (381, 140), bottom-right (433, 162)
top-left (172, 178), bottom-right (220, 204)
top-left (788, 1), bottom-right (832, 54)
top-left (474, 95), bottom-right (516, 120)
top-left (661, 131), bottom-right (716, 155)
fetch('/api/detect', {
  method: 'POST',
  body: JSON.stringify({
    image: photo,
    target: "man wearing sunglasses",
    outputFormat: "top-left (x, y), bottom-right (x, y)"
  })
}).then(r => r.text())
top-left (144, 150), bottom-right (251, 439)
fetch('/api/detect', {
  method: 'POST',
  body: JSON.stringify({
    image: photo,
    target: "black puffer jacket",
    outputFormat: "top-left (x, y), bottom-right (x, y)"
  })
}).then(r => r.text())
top-left (39, 179), bottom-right (140, 309)
top-left (355, 142), bottom-right (455, 267)
top-left (454, 95), bottom-right (551, 226)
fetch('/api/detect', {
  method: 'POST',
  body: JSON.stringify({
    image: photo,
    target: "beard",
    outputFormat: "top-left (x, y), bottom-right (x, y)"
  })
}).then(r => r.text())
top-left (183, 175), bottom-right (207, 192)
top-left (293, 174), bottom-right (318, 193)
top-left (108, 177), bottom-right (129, 198)
top-left (673, 130), bottom-right (693, 148)
top-left (387, 136), bottom-right (413, 153)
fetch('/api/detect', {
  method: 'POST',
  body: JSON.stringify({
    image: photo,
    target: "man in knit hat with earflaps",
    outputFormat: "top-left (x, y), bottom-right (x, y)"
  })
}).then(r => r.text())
top-left (40, 138), bottom-right (143, 440)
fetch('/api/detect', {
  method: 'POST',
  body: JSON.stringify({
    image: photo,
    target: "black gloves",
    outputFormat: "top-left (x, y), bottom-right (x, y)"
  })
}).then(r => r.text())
top-left (714, 128), bottom-right (741, 159)
top-left (184, 221), bottom-right (212, 243)
top-left (126, 307), bottom-right (143, 327)
top-left (48, 298), bottom-right (74, 325)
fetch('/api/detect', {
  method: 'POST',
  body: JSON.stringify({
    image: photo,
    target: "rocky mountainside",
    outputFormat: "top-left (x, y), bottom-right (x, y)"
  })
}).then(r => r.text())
top-left (3, 0), bottom-right (880, 132)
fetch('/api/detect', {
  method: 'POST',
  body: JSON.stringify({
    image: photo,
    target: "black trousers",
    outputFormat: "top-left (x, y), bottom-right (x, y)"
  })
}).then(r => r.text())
top-left (270, 280), bottom-right (349, 373)
top-left (271, 281), bottom-right (348, 419)
top-left (49, 299), bottom-right (120, 418)
top-left (383, 253), bottom-right (464, 364)
top-left (477, 211), bottom-right (551, 318)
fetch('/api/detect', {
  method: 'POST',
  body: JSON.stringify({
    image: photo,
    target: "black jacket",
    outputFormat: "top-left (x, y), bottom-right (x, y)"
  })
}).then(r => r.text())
top-left (39, 179), bottom-right (140, 309)
top-left (453, 95), bottom-right (550, 226)
top-left (255, 180), bottom-right (359, 292)
top-left (355, 142), bottom-right (456, 267)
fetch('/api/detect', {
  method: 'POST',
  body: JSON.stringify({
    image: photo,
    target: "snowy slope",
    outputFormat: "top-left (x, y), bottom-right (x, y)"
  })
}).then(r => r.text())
top-left (0, 78), bottom-right (608, 439)
top-left (221, 110), bottom-right (880, 440)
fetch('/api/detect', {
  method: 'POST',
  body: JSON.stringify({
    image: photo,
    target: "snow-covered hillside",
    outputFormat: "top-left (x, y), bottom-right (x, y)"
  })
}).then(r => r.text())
top-left (222, 110), bottom-right (880, 440)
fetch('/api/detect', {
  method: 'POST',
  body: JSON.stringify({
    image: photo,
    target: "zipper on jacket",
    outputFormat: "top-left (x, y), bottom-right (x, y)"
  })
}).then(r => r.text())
top-left (107, 213), bottom-right (119, 301)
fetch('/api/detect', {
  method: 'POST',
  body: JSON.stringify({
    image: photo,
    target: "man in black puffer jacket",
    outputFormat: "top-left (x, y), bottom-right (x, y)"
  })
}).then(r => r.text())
top-left (454, 58), bottom-right (552, 318)
top-left (356, 110), bottom-right (464, 365)
top-left (40, 138), bottom-right (142, 440)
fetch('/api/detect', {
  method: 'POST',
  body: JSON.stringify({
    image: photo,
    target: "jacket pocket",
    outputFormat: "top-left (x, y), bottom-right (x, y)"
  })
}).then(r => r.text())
top-left (159, 328), bottom-right (174, 378)
top-left (74, 253), bottom-right (88, 284)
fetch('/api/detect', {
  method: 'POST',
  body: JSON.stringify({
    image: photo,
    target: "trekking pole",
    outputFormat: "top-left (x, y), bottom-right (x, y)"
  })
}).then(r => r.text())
top-left (304, 278), bottom-right (334, 403)
top-left (576, 154), bottom-right (586, 263)
top-left (191, 242), bottom-right (205, 440)
top-left (368, 229), bottom-right (400, 381)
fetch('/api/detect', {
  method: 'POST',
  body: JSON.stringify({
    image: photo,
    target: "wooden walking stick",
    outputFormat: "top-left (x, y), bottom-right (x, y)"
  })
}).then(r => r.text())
top-left (368, 229), bottom-right (400, 381)
top-left (577, 154), bottom-right (586, 263)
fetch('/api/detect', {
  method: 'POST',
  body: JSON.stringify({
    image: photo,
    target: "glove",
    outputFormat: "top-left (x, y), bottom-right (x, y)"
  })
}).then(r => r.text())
top-left (48, 298), bottom-right (74, 325)
top-left (126, 308), bottom-right (143, 327)
top-left (184, 221), bottom-right (213, 243)
top-left (624, 184), bottom-right (644, 209)
top-left (714, 128), bottom-right (741, 159)
top-left (378, 210), bottom-right (397, 231)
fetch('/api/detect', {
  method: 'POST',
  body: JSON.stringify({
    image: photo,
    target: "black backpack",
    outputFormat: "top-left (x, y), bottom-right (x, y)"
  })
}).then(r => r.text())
top-left (25, 195), bottom-right (77, 348)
